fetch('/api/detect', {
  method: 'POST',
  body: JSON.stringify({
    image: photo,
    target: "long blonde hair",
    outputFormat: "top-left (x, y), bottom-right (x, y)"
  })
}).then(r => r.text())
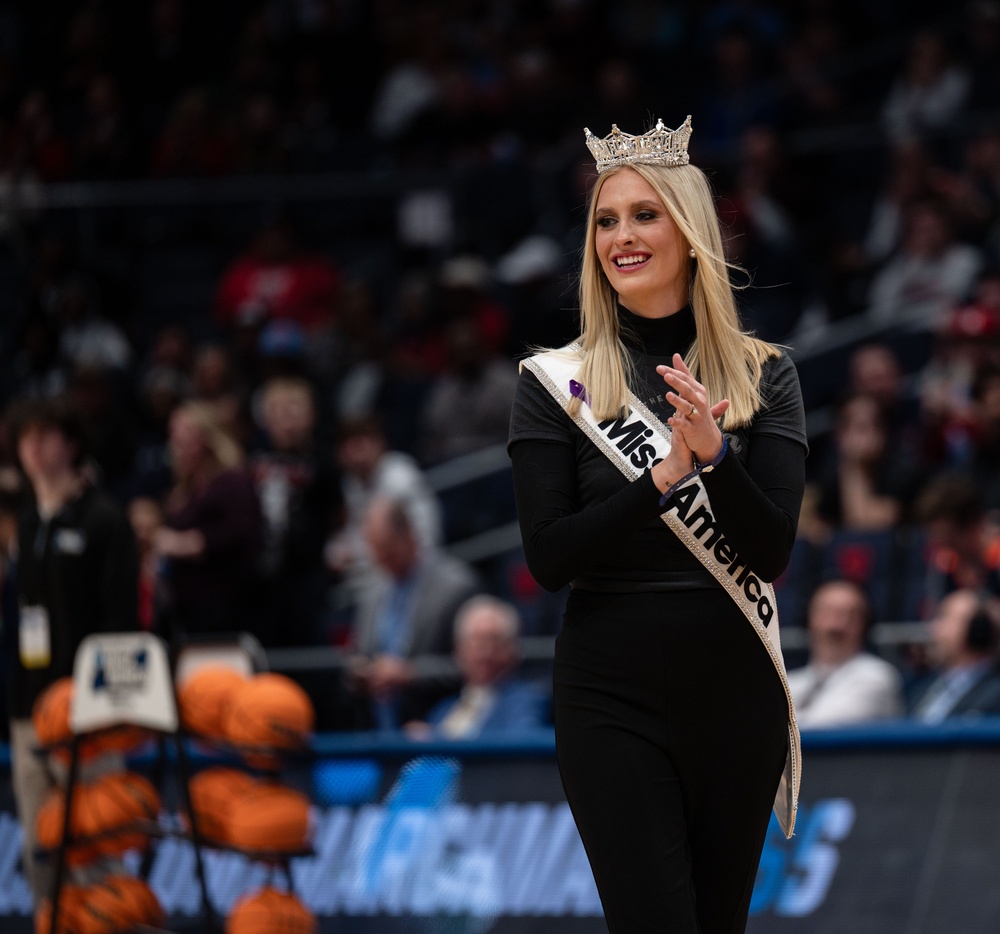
top-left (568, 162), bottom-right (779, 428)
top-left (170, 400), bottom-right (243, 496)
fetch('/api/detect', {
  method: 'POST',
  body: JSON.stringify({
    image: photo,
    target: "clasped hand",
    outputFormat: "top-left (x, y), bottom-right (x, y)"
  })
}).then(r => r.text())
top-left (651, 353), bottom-right (729, 494)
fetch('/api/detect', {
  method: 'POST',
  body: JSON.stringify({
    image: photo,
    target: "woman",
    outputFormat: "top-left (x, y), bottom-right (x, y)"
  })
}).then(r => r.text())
top-left (814, 392), bottom-right (918, 532)
top-left (154, 401), bottom-right (262, 642)
top-left (508, 117), bottom-right (807, 933)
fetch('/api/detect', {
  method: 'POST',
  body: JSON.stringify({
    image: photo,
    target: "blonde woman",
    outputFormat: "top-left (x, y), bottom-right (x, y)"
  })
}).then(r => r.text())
top-left (508, 118), bottom-right (807, 933)
top-left (155, 402), bottom-right (262, 640)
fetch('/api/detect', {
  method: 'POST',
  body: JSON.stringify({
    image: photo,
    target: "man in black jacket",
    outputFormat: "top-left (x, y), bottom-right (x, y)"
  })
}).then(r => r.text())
top-left (7, 397), bottom-right (138, 905)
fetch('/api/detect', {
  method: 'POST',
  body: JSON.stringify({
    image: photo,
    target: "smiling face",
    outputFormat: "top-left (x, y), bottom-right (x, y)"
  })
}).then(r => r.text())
top-left (593, 168), bottom-right (690, 317)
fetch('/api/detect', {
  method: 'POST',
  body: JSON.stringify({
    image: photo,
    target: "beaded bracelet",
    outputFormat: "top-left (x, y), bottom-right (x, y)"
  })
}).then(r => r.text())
top-left (657, 436), bottom-right (729, 509)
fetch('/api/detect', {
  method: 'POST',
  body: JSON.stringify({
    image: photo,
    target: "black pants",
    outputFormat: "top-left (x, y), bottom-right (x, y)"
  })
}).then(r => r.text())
top-left (554, 588), bottom-right (788, 934)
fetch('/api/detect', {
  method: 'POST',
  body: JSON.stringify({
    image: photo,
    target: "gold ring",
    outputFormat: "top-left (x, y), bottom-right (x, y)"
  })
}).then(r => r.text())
top-left (689, 404), bottom-right (698, 417)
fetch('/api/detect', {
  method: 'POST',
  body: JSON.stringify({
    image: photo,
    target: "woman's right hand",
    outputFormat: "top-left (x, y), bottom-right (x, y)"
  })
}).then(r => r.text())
top-left (650, 422), bottom-right (695, 497)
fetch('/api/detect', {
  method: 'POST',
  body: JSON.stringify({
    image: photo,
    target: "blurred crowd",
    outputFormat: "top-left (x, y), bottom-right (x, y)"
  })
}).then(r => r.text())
top-left (1, 0), bottom-right (1000, 732)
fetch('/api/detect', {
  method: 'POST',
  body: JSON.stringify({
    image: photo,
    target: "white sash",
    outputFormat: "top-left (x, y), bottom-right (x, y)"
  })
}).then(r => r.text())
top-left (523, 347), bottom-right (800, 838)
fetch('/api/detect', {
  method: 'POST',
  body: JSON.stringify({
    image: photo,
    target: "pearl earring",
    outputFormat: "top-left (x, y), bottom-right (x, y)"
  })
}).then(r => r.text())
top-left (689, 248), bottom-right (696, 258)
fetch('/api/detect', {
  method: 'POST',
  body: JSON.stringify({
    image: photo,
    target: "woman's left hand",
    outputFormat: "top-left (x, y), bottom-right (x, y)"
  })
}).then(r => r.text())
top-left (657, 353), bottom-right (730, 464)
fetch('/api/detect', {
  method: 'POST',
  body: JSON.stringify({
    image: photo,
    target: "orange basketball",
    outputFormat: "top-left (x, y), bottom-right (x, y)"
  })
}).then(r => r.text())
top-left (226, 783), bottom-right (311, 852)
top-left (36, 788), bottom-right (99, 867)
top-left (178, 666), bottom-right (249, 739)
top-left (226, 886), bottom-right (316, 934)
top-left (35, 883), bottom-right (86, 934)
top-left (77, 875), bottom-right (164, 933)
top-left (186, 767), bottom-right (260, 843)
top-left (115, 874), bottom-right (165, 927)
top-left (32, 678), bottom-right (73, 748)
top-left (224, 673), bottom-right (315, 756)
top-left (31, 678), bottom-right (145, 762)
top-left (80, 771), bottom-right (160, 856)
top-left (84, 723), bottom-right (150, 757)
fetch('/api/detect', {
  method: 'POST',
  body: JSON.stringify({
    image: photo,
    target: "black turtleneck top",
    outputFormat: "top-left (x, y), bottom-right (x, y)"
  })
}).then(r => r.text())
top-left (507, 305), bottom-right (807, 592)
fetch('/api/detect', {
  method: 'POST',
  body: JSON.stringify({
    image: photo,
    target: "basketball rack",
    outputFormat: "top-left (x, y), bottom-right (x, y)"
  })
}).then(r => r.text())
top-left (37, 631), bottom-right (217, 934)
top-left (36, 630), bottom-right (316, 933)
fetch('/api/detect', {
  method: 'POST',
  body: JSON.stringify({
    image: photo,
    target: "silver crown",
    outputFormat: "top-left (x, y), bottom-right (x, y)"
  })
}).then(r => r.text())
top-left (584, 115), bottom-right (693, 174)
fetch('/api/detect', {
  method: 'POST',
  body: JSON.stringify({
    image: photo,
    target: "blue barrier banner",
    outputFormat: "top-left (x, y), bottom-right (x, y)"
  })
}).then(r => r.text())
top-left (0, 731), bottom-right (998, 933)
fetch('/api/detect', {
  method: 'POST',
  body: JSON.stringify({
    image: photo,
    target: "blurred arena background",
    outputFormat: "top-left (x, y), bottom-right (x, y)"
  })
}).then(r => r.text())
top-left (0, 1), bottom-right (1000, 932)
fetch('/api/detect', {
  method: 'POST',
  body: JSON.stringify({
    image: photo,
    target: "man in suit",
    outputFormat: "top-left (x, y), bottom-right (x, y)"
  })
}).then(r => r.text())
top-left (787, 579), bottom-right (905, 728)
top-left (348, 494), bottom-right (480, 729)
top-left (408, 595), bottom-right (548, 739)
top-left (910, 588), bottom-right (1000, 722)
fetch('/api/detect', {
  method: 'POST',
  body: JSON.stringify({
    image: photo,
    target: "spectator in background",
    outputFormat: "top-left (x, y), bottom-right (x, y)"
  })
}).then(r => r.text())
top-left (153, 401), bottom-right (261, 643)
top-left (6, 397), bottom-right (138, 906)
top-left (129, 365), bottom-right (187, 499)
top-left (823, 140), bottom-right (936, 324)
top-left (849, 343), bottom-right (906, 411)
top-left (253, 320), bottom-right (311, 386)
top-left (909, 589), bottom-right (1000, 721)
top-left (717, 126), bottom-right (807, 342)
top-left (419, 315), bottom-right (519, 466)
top-left (368, 11), bottom-right (443, 145)
top-left (326, 279), bottom-right (385, 420)
top-left (74, 74), bottom-right (134, 180)
top-left (139, 325), bottom-right (193, 382)
top-left (149, 87), bottom-right (234, 177)
top-left (68, 365), bottom-right (137, 496)
top-left (247, 377), bottom-right (340, 646)
top-left (361, 272), bottom-right (445, 452)
top-left (0, 89), bottom-right (72, 183)
top-left (437, 255), bottom-right (511, 355)
top-left (696, 27), bottom-right (778, 157)
top-left (935, 130), bottom-right (1000, 246)
top-left (495, 234), bottom-right (575, 351)
top-left (214, 216), bottom-right (341, 335)
top-left (406, 595), bottom-right (547, 740)
top-left (780, 15), bottom-right (847, 129)
top-left (814, 393), bottom-right (920, 532)
top-left (127, 496), bottom-right (163, 632)
top-left (129, 0), bottom-right (205, 126)
top-left (347, 495), bottom-right (480, 730)
top-left (915, 474), bottom-right (1000, 605)
top-left (189, 343), bottom-right (245, 440)
top-left (787, 580), bottom-right (904, 728)
top-left (56, 276), bottom-right (132, 372)
top-left (232, 91), bottom-right (288, 175)
top-left (327, 415), bottom-right (442, 585)
top-left (867, 198), bottom-right (981, 329)
top-left (919, 269), bottom-right (1000, 469)
top-left (0, 468), bottom-right (24, 734)
top-left (418, 315), bottom-right (519, 539)
top-left (882, 30), bottom-right (969, 143)
top-left (848, 343), bottom-right (922, 456)
top-left (4, 317), bottom-right (68, 404)
top-left (861, 141), bottom-right (933, 267)
top-left (969, 366), bottom-right (1000, 509)
top-left (964, 0), bottom-right (1000, 108)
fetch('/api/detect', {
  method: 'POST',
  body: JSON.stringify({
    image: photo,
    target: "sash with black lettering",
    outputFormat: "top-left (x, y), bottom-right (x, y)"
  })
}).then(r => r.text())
top-left (523, 348), bottom-right (801, 838)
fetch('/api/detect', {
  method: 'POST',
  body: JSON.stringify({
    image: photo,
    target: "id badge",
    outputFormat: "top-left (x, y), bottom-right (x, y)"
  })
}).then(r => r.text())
top-left (19, 605), bottom-right (52, 669)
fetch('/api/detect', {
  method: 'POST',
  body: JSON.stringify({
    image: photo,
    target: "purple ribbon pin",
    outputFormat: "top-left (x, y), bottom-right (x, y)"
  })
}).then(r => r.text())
top-left (569, 379), bottom-right (590, 406)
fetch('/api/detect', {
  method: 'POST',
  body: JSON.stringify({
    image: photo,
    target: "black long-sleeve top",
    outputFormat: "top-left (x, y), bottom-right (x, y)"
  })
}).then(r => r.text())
top-left (507, 305), bottom-right (807, 594)
top-left (163, 467), bottom-right (262, 632)
top-left (11, 485), bottom-right (138, 718)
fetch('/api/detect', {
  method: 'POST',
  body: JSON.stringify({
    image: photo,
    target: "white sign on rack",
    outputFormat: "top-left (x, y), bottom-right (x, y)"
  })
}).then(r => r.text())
top-left (70, 632), bottom-right (178, 734)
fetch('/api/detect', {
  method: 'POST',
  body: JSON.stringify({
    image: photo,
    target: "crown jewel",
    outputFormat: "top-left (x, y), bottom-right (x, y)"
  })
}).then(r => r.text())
top-left (584, 115), bottom-right (693, 174)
